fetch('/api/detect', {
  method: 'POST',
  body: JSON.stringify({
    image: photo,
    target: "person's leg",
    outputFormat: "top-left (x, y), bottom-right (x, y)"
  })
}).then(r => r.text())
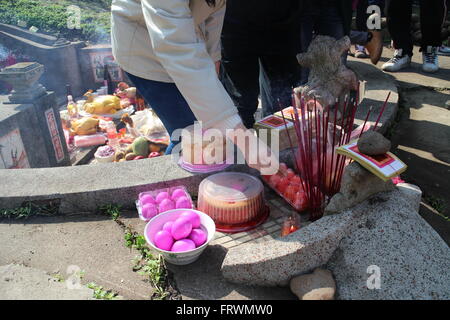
top-left (382, 0), bottom-right (413, 71)
top-left (350, 30), bottom-right (371, 45)
top-left (356, 0), bottom-right (370, 31)
top-left (419, 0), bottom-right (446, 49)
top-left (419, 0), bottom-right (446, 72)
top-left (221, 55), bottom-right (260, 129)
top-left (386, 0), bottom-right (413, 56)
top-left (299, 1), bottom-right (320, 84)
top-left (259, 54), bottom-right (301, 115)
top-left (316, 1), bottom-right (348, 65)
top-left (316, 2), bottom-right (346, 40)
top-left (126, 72), bottom-right (197, 154)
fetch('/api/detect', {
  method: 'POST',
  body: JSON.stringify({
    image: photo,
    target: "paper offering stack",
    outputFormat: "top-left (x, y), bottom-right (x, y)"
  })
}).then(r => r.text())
top-left (336, 140), bottom-right (407, 181)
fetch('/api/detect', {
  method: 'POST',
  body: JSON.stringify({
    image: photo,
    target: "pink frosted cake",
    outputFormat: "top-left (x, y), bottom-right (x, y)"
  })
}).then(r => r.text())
top-left (197, 172), bottom-right (268, 232)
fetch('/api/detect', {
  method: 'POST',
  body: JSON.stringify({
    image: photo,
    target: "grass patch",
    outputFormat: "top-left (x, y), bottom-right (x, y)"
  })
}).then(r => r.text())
top-left (423, 195), bottom-right (448, 218)
top-left (87, 282), bottom-right (119, 300)
top-left (0, 0), bottom-right (112, 43)
top-left (98, 203), bottom-right (122, 221)
top-left (0, 201), bottom-right (59, 220)
top-left (124, 229), bottom-right (171, 300)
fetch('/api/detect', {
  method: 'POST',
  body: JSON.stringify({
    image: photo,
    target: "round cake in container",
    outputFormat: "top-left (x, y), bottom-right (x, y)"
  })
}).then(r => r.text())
top-left (197, 172), bottom-right (269, 233)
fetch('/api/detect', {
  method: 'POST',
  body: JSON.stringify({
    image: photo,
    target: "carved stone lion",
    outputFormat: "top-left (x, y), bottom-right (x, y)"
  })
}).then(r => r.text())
top-left (295, 35), bottom-right (359, 108)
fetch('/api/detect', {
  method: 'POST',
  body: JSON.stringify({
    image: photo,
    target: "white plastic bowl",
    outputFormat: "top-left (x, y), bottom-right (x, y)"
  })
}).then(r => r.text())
top-left (95, 153), bottom-right (115, 163)
top-left (144, 209), bottom-right (216, 265)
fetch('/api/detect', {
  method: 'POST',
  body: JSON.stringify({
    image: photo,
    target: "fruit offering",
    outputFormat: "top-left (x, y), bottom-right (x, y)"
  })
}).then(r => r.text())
top-left (262, 162), bottom-right (309, 212)
top-left (152, 211), bottom-right (208, 252)
top-left (137, 186), bottom-right (195, 221)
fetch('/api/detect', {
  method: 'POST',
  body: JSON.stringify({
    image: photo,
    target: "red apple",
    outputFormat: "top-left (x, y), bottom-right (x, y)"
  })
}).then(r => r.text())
top-left (148, 152), bottom-right (160, 158)
top-left (277, 177), bottom-right (290, 194)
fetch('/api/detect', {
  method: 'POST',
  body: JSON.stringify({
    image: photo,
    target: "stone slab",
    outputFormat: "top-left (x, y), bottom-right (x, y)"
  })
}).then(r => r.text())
top-left (0, 214), bottom-right (153, 299)
top-left (0, 102), bottom-right (51, 168)
top-left (0, 264), bottom-right (94, 300)
top-left (221, 207), bottom-right (364, 287)
top-left (0, 157), bottom-right (255, 214)
top-left (327, 184), bottom-right (450, 299)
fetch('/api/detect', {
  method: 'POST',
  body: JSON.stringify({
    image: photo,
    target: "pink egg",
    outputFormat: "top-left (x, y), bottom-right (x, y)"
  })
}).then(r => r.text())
top-left (171, 217), bottom-right (192, 240)
top-left (158, 198), bottom-right (175, 213)
top-left (171, 239), bottom-right (196, 252)
top-left (171, 188), bottom-right (187, 200)
top-left (141, 203), bottom-right (158, 219)
top-left (154, 230), bottom-right (174, 251)
top-left (162, 221), bottom-right (174, 233)
top-left (189, 228), bottom-right (207, 247)
top-left (155, 192), bottom-right (170, 204)
top-left (175, 196), bottom-right (192, 209)
top-left (180, 211), bottom-right (201, 228)
top-left (140, 194), bottom-right (156, 205)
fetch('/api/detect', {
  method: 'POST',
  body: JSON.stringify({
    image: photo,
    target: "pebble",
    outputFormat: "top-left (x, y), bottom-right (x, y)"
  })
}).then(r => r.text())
top-left (357, 130), bottom-right (391, 155)
top-left (290, 268), bottom-right (336, 300)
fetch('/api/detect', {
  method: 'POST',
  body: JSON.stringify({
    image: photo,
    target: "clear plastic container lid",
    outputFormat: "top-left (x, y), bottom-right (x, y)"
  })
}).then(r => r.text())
top-left (199, 172), bottom-right (263, 202)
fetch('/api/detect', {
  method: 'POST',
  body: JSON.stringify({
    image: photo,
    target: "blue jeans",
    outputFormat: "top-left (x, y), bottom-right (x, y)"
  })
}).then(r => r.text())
top-left (126, 72), bottom-right (197, 154)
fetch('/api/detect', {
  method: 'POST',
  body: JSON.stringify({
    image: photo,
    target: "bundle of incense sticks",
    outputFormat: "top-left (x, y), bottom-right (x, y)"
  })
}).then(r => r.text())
top-left (280, 87), bottom-right (391, 220)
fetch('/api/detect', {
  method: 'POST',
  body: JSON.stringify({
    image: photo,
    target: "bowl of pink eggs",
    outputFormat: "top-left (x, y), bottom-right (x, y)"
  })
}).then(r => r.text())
top-left (144, 209), bottom-right (216, 265)
top-left (136, 186), bottom-right (194, 221)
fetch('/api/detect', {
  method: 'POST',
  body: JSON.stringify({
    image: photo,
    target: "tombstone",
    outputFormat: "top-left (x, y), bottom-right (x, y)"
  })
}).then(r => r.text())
top-left (0, 62), bottom-right (70, 168)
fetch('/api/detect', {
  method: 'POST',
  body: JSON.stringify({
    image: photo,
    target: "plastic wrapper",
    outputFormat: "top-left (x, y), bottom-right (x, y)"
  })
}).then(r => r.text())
top-left (131, 109), bottom-right (169, 140)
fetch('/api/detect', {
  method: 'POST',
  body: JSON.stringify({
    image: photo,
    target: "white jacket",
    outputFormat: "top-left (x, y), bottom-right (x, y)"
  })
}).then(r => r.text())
top-left (111, 0), bottom-right (240, 129)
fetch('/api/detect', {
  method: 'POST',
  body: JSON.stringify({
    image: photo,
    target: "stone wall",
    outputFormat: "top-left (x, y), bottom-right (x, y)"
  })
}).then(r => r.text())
top-left (0, 62), bottom-right (70, 168)
top-left (0, 23), bottom-right (86, 104)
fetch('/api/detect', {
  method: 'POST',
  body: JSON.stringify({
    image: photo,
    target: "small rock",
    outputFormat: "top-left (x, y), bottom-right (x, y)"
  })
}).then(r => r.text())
top-left (290, 268), bottom-right (336, 300)
top-left (357, 131), bottom-right (391, 156)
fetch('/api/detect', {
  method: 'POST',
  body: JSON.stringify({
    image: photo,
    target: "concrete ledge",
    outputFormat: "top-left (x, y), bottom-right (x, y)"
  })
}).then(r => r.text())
top-left (0, 155), bottom-right (254, 214)
top-left (220, 184), bottom-right (425, 288)
top-left (327, 185), bottom-right (450, 299)
top-left (221, 206), bottom-right (363, 286)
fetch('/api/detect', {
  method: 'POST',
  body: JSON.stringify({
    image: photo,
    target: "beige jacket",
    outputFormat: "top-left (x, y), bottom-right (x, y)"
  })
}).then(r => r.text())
top-left (111, 0), bottom-right (240, 129)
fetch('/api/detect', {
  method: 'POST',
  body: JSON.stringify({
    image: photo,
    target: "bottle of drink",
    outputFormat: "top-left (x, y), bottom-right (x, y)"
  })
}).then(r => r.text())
top-left (66, 84), bottom-right (78, 118)
top-left (103, 64), bottom-right (114, 95)
top-left (105, 122), bottom-right (120, 150)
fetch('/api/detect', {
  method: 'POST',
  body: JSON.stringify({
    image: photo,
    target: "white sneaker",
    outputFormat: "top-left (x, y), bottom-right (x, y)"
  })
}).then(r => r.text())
top-left (437, 45), bottom-right (450, 56)
top-left (382, 49), bottom-right (411, 72)
top-left (422, 46), bottom-right (439, 73)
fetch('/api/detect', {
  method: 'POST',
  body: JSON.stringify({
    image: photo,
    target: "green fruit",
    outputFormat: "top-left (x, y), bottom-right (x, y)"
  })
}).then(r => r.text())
top-left (132, 137), bottom-right (150, 157)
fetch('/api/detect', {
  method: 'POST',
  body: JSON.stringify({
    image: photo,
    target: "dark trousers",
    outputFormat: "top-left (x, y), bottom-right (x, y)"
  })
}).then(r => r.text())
top-left (299, 2), bottom-right (346, 84)
top-left (221, 54), bottom-right (300, 128)
top-left (387, 0), bottom-right (447, 56)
